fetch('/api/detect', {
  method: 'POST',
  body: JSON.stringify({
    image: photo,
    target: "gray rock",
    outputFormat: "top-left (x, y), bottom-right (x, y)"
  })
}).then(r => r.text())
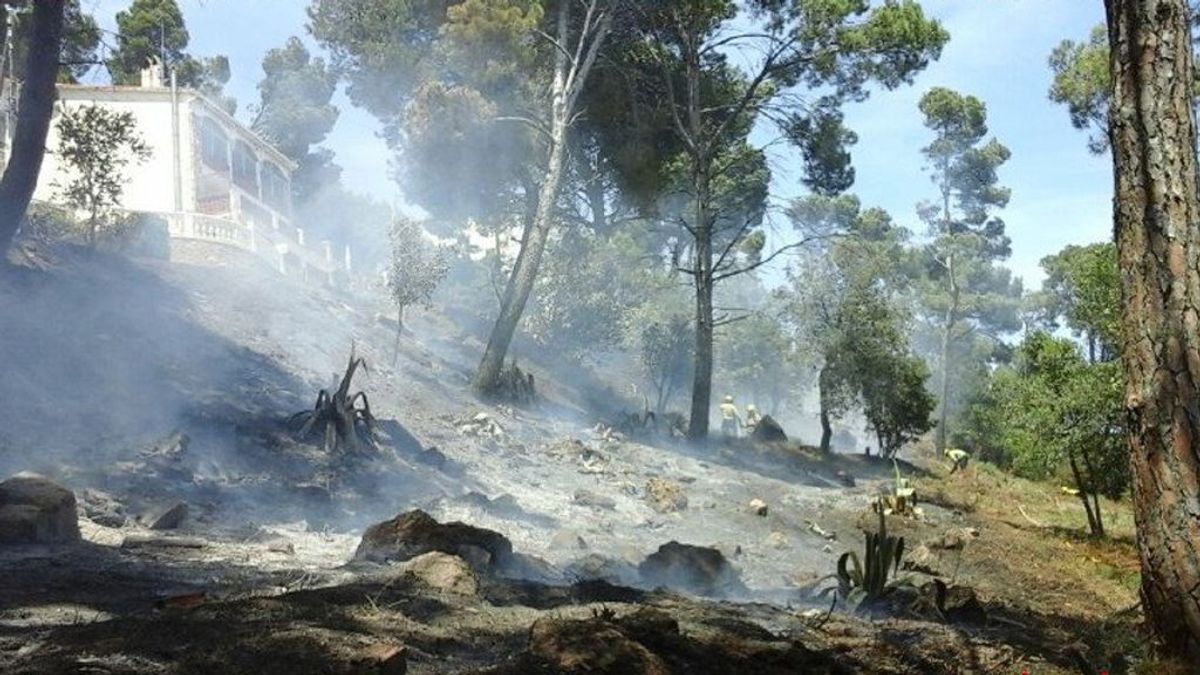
top-left (573, 489), bottom-right (616, 510)
top-left (144, 502), bottom-right (189, 531)
top-left (0, 473), bottom-right (80, 545)
top-left (80, 488), bottom-right (127, 528)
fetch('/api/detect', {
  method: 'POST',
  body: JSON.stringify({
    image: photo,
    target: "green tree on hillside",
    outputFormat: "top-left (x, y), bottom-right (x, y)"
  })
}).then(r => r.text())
top-left (617, 0), bottom-right (947, 439)
top-left (915, 87), bottom-right (1022, 454)
top-left (53, 105), bottom-right (151, 248)
top-left (310, 0), bottom-right (618, 397)
top-left (965, 332), bottom-right (1125, 537)
top-left (785, 194), bottom-right (934, 456)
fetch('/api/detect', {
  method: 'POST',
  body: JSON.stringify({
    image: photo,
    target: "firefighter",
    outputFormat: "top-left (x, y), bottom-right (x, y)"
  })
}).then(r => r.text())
top-left (744, 404), bottom-right (762, 432)
top-left (945, 447), bottom-right (970, 474)
top-left (719, 395), bottom-right (742, 438)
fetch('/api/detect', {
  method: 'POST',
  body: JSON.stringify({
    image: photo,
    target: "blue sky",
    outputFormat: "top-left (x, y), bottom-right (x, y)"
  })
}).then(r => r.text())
top-left (82, 0), bottom-right (1112, 288)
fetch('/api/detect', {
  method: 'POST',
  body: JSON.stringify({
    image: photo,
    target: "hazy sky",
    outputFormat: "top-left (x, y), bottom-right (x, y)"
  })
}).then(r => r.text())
top-left (82, 0), bottom-right (1111, 288)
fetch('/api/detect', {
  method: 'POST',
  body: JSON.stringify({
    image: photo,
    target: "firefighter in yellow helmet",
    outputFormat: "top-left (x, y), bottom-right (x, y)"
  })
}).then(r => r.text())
top-left (719, 395), bottom-right (742, 438)
top-left (744, 404), bottom-right (762, 433)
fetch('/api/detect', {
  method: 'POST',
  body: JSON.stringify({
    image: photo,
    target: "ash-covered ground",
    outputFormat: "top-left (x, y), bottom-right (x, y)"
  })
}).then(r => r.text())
top-left (0, 245), bottom-right (1121, 674)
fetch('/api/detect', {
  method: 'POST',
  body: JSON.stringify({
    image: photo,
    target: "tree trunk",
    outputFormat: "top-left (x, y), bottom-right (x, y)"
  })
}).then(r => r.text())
top-left (0, 0), bottom-right (65, 256)
top-left (473, 3), bottom-right (572, 395)
top-left (1080, 445), bottom-right (1106, 537)
top-left (684, 30), bottom-right (714, 441)
top-left (936, 257), bottom-right (958, 454)
top-left (1106, 0), bottom-right (1200, 658)
top-left (392, 304), bottom-right (405, 367)
top-left (818, 366), bottom-right (833, 453)
top-left (472, 0), bottom-right (610, 395)
top-left (1068, 448), bottom-right (1101, 537)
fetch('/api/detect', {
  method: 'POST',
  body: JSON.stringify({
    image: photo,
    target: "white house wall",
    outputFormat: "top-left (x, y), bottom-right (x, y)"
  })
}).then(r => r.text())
top-left (34, 92), bottom-right (180, 214)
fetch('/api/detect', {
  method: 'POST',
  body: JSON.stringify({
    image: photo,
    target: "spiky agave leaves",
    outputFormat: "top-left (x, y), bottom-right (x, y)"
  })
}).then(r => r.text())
top-left (290, 346), bottom-right (377, 455)
top-left (819, 504), bottom-right (909, 612)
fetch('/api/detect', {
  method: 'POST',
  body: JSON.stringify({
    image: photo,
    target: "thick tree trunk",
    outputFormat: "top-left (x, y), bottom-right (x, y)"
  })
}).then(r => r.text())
top-left (684, 30), bottom-right (714, 441)
top-left (0, 0), bottom-right (65, 256)
top-left (1106, 0), bottom-right (1200, 658)
top-left (687, 250), bottom-right (713, 439)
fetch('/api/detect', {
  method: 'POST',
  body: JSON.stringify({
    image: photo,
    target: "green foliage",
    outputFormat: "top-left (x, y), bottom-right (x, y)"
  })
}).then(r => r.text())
top-left (1033, 242), bottom-right (1120, 361)
top-left (1047, 26), bottom-right (1111, 155)
top-left (914, 87), bottom-right (1021, 449)
top-left (10, 0), bottom-right (100, 83)
top-left (958, 330), bottom-right (1127, 536)
top-left (716, 307), bottom-right (800, 414)
top-left (635, 312), bottom-right (695, 415)
top-left (252, 37), bottom-right (340, 203)
top-left (387, 217), bottom-right (450, 318)
top-left (524, 226), bottom-right (658, 363)
top-left (785, 193), bottom-right (932, 456)
top-left (820, 506), bottom-right (908, 611)
top-left (52, 105), bottom-right (151, 248)
top-left (108, 0), bottom-right (234, 112)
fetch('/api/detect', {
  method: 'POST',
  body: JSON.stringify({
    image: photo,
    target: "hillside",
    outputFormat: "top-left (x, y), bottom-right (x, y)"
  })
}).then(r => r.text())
top-left (0, 244), bottom-right (1149, 674)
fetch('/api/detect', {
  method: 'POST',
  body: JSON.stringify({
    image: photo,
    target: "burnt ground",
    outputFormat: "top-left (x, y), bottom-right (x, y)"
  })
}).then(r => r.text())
top-left (0, 243), bottom-right (1160, 674)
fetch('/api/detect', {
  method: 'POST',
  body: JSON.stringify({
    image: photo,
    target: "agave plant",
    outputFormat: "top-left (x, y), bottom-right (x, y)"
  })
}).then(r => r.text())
top-left (819, 502), bottom-right (909, 611)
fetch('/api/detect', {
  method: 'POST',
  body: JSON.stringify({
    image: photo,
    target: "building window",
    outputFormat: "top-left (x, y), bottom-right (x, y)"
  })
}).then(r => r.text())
top-left (198, 117), bottom-right (228, 172)
top-left (232, 141), bottom-right (259, 195)
top-left (261, 163), bottom-right (291, 213)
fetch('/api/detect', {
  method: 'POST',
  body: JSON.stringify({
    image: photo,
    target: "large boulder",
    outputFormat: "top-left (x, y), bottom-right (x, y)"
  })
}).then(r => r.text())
top-left (751, 415), bottom-right (788, 443)
top-left (0, 473), bottom-right (81, 545)
top-left (638, 541), bottom-right (744, 597)
top-left (355, 510), bottom-right (513, 570)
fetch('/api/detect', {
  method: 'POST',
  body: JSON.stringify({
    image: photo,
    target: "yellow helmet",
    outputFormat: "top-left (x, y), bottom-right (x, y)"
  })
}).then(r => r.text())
top-left (746, 404), bottom-right (757, 412)
top-left (723, 395), bottom-right (734, 403)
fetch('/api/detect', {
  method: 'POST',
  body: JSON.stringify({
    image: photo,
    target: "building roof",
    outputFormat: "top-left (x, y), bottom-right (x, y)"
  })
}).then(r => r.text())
top-left (55, 84), bottom-right (299, 173)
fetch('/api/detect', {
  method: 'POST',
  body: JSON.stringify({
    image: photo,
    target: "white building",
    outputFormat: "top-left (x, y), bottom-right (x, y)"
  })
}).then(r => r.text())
top-left (20, 65), bottom-right (349, 283)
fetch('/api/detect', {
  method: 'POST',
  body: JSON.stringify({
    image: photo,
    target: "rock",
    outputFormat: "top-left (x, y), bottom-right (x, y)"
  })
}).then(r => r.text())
top-left (766, 531), bottom-right (789, 550)
top-left (80, 489), bottom-right (126, 528)
top-left (417, 446), bottom-right (448, 468)
top-left (354, 509), bottom-right (514, 571)
top-left (401, 551), bottom-right (478, 595)
top-left (929, 583), bottom-right (986, 623)
top-left (574, 489), bottom-right (616, 510)
top-left (0, 473), bottom-right (81, 545)
top-left (140, 431), bottom-right (194, 482)
top-left (528, 616), bottom-right (670, 675)
top-left (750, 415), bottom-right (788, 443)
top-left (748, 498), bottom-right (769, 517)
top-left (143, 502), bottom-right (189, 531)
top-left (638, 541), bottom-right (744, 597)
top-left (927, 527), bottom-right (980, 551)
top-left (356, 643), bottom-right (408, 675)
top-left (713, 542), bottom-right (743, 559)
top-left (565, 554), bottom-right (640, 586)
top-left (644, 478), bottom-right (687, 514)
top-left (550, 530), bottom-right (588, 551)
